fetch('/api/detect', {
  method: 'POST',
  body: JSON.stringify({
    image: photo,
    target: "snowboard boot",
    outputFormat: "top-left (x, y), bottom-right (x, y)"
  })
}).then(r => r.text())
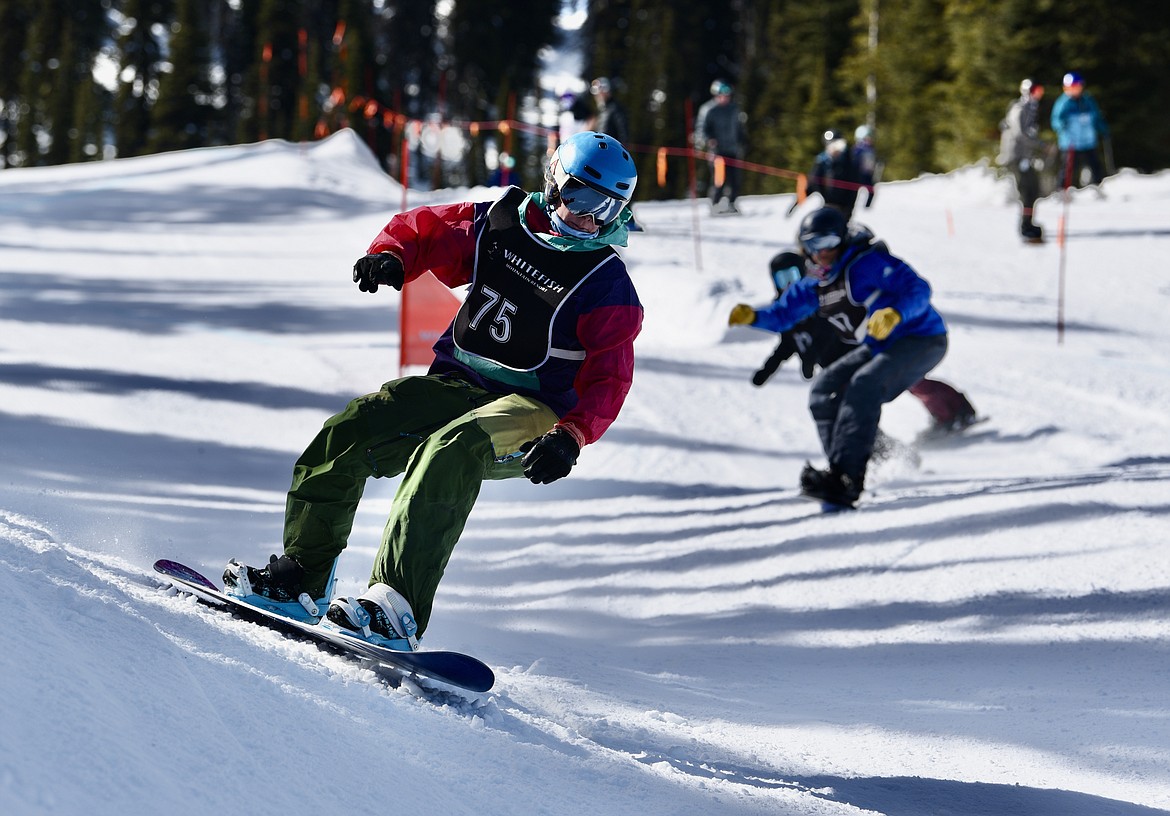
top-left (323, 583), bottom-right (419, 652)
top-left (799, 461), bottom-right (863, 508)
top-left (1020, 218), bottom-right (1044, 244)
top-left (921, 407), bottom-right (980, 440)
top-left (223, 554), bottom-right (305, 602)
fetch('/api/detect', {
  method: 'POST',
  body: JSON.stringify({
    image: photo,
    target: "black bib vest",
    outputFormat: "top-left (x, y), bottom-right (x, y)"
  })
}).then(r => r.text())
top-left (816, 244), bottom-right (880, 342)
top-left (453, 189), bottom-right (617, 371)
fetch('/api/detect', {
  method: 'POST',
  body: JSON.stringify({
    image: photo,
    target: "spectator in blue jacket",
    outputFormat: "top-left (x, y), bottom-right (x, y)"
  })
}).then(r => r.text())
top-left (728, 208), bottom-right (948, 508)
top-left (1051, 72), bottom-right (1109, 190)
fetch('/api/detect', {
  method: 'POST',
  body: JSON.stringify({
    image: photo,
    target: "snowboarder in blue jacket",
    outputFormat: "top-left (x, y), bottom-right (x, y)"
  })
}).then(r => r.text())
top-left (729, 207), bottom-right (948, 507)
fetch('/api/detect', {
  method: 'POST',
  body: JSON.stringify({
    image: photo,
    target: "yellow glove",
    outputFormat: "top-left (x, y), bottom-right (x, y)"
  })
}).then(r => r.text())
top-left (728, 304), bottom-right (757, 326)
top-left (867, 307), bottom-right (901, 340)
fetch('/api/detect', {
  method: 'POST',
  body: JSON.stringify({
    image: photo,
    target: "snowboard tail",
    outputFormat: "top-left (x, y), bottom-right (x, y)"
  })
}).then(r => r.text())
top-left (153, 559), bottom-right (494, 693)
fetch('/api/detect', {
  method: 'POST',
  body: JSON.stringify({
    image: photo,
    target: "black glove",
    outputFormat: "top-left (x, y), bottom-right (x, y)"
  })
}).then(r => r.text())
top-left (520, 428), bottom-right (580, 484)
top-left (752, 341), bottom-right (790, 386)
top-left (352, 253), bottom-right (404, 293)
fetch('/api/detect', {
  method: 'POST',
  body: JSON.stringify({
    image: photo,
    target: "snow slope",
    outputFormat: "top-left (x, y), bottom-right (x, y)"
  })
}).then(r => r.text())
top-left (2, 129), bottom-right (1169, 816)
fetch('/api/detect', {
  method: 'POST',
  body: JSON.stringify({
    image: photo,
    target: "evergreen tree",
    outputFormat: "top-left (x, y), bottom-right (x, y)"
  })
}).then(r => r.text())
top-left (115, 0), bottom-right (172, 158)
top-left (70, 71), bottom-right (109, 163)
top-left (0, 0), bottom-right (35, 167)
top-left (586, 0), bottom-right (751, 198)
top-left (448, 0), bottom-right (559, 189)
top-left (746, 0), bottom-right (860, 194)
top-left (14, 0), bottom-right (67, 165)
top-left (44, 18), bottom-right (81, 165)
top-left (2, 0), bottom-right (1167, 180)
top-left (225, 0), bottom-right (263, 143)
top-left (863, 0), bottom-right (949, 178)
top-left (253, 0), bottom-right (305, 141)
top-left (151, 0), bottom-right (216, 152)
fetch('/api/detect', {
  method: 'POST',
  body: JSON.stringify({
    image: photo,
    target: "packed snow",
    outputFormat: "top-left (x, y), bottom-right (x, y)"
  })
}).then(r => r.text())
top-left (2, 129), bottom-right (1169, 816)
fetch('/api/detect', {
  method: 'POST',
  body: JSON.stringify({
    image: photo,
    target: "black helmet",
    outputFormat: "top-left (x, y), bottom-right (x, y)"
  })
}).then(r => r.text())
top-left (798, 208), bottom-right (848, 255)
top-left (768, 250), bottom-right (805, 294)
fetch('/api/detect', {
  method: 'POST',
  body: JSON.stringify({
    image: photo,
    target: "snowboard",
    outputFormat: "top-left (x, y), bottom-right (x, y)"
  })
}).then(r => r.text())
top-left (917, 414), bottom-right (991, 444)
top-left (153, 559), bottom-right (495, 693)
top-left (817, 499), bottom-right (856, 514)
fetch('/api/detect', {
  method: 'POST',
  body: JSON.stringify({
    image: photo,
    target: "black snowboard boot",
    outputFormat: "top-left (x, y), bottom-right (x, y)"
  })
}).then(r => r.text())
top-left (223, 554), bottom-right (304, 601)
top-left (800, 462), bottom-right (864, 507)
top-left (1020, 217), bottom-right (1044, 243)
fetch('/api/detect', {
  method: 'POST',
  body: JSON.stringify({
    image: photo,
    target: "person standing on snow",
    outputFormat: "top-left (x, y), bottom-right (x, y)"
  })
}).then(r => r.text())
top-left (807, 129), bottom-right (861, 217)
top-left (224, 131), bottom-right (643, 648)
top-left (1051, 71), bottom-right (1109, 191)
top-left (729, 207), bottom-right (948, 508)
top-left (589, 77), bottom-right (630, 146)
top-left (851, 125), bottom-right (879, 209)
top-left (694, 80), bottom-right (748, 214)
top-left (998, 79), bottom-right (1048, 241)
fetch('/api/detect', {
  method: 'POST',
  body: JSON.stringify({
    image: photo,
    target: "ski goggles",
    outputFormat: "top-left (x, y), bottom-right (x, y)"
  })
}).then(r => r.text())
top-left (800, 232), bottom-right (842, 255)
top-left (551, 166), bottom-right (627, 226)
top-left (771, 264), bottom-right (803, 291)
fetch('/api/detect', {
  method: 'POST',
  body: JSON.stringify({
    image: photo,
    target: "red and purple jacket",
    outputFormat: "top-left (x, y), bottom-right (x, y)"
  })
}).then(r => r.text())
top-left (366, 190), bottom-right (642, 448)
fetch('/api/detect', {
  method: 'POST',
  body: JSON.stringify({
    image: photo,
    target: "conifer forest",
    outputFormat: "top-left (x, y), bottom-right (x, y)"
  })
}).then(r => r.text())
top-left (2, 0), bottom-right (1167, 198)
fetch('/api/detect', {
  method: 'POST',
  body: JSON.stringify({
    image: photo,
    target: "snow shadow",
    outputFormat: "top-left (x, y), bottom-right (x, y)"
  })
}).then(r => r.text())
top-left (0, 271), bottom-right (395, 336)
top-left (0, 411), bottom-right (291, 549)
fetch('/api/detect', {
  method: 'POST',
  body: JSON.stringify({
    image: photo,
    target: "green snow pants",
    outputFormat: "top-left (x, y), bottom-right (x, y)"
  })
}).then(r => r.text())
top-left (283, 374), bottom-right (559, 635)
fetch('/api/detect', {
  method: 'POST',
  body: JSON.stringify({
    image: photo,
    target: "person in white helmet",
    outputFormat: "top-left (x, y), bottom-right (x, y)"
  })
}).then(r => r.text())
top-left (998, 78), bottom-right (1048, 241)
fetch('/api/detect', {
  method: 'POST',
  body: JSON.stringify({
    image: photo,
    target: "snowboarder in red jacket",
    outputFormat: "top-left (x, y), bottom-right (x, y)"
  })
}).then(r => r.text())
top-left (224, 132), bottom-right (643, 648)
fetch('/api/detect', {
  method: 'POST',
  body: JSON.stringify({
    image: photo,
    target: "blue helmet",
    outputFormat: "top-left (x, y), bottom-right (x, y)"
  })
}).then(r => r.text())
top-left (1063, 71), bottom-right (1084, 88)
top-left (546, 131), bottom-right (637, 226)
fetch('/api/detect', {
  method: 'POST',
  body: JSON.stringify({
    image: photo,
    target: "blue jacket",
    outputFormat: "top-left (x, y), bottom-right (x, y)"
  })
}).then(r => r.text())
top-left (750, 241), bottom-right (946, 352)
top-left (1051, 92), bottom-right (1108, 152)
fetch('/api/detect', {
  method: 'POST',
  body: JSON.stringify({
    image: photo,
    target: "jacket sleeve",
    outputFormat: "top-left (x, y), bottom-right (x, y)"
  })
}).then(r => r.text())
top-left (557, 302), bottom-right (643, 447)
top-left (752, 278), bottom-right (819, 334)
top-left (863, 254), bottom-right (933, 323)
top-left (1050, 97), bottom-right (1067, 133)
top-left (366, 201), bottom-right (479, 289)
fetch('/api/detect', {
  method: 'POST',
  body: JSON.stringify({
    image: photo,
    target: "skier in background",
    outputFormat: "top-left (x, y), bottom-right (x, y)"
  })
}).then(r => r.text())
top-left (694, 80), bottom-right (748, 214)
top-left (223, 132), bottom-right (643, 648)
top-left (729, 207), bottom-right (949, 508)
top-left (807, 129), bottom-right (861, 218)
top-left (998, 78), bottom-right (1048, 242)
top-left (1051, 71), bottom-right (1110, 191)
top-left (851, 125), bottom-right (879, 209)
